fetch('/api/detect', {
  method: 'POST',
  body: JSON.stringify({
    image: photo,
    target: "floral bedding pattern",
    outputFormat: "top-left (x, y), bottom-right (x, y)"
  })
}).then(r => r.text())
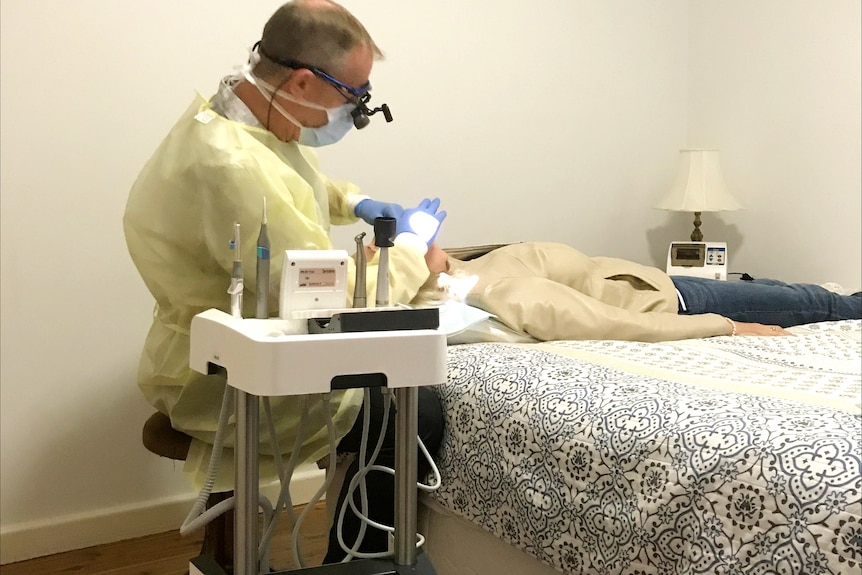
top-left (429, 320), bottom-right (862, 574)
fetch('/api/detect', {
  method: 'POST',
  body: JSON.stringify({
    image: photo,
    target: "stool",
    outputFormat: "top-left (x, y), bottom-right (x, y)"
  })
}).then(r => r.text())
top-left (142, 411), bottom-right (234, 571)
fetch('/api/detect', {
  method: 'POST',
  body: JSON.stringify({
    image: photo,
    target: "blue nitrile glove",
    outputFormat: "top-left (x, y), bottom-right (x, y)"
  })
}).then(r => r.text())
top-left (396, 198), bottom-right (447, 247)
top-left (354, 199), bottom-right (404, 225)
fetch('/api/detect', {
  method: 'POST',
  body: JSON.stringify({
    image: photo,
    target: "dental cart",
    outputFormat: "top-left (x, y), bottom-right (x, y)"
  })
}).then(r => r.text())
top-left (187, 307), bottom-right (447, 575)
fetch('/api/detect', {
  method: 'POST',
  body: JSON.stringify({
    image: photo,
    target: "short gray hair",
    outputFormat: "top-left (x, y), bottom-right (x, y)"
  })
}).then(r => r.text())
top-left (257, 0), bottom-right (383, 80)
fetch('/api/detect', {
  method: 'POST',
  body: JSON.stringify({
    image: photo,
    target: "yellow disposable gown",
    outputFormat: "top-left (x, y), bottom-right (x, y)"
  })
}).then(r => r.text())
top-left (124, 94), bottom-right (431, 488)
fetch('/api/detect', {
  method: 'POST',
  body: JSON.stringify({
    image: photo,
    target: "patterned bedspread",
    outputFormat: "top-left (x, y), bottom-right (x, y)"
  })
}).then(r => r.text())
top-left (429, 320), bottom-right (862, 575)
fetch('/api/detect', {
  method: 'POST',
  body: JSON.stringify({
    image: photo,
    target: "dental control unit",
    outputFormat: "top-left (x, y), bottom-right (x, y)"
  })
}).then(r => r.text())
top-left (666, 241), bottom-right (728, 281)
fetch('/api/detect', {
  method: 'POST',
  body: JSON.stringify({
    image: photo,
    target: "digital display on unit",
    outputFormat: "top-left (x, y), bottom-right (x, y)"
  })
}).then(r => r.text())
top-left (675, 247), bottom-right (703, 261)
top-left (297, 267), bottom-right (337, 288)
top-left (670, 243), bottom-right (706, 267)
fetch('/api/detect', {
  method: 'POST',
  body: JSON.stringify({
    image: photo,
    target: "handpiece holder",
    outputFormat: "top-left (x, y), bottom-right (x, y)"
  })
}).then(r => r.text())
top-left (373, 217), bottom-right (396, 249)
top-left (373, 217), bottom-right (396, 308)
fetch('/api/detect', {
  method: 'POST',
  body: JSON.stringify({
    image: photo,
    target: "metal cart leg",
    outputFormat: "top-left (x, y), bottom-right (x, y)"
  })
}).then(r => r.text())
top-left (235, 389), bottom-right (259, 575)
top-left (394, 387), bottom-right (418, 566)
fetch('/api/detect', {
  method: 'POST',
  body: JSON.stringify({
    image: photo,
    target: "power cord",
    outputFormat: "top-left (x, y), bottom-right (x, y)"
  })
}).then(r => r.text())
top-left (728, 272), bottom-right (755, 281)
top-left (335, 388), bottom-right (442, 562)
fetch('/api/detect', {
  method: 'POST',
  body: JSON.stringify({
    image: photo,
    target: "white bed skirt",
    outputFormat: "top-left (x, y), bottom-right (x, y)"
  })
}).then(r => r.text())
top-left (419, 496), bottom-right (563, 575)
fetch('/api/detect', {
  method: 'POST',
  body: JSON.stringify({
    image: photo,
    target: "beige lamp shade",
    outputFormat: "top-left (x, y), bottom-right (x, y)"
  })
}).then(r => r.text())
top-left (656, 149), bottom-right (742, 212)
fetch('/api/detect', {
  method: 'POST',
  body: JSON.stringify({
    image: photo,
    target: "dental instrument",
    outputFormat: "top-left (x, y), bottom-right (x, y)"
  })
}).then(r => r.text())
top-left (256, 198), bottom-right (270, 319)
top-left (353, 232), bottom-right (367, 308)
top-left (228, 222), bottom-right (243, 318)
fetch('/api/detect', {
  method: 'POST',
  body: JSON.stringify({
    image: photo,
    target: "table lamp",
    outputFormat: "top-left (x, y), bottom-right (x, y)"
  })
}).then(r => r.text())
top-left (655, 149), bottom-right (742, 241)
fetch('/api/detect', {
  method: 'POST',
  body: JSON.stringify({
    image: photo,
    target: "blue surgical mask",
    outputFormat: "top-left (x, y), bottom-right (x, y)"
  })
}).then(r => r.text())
top-left (246, 72), bottom-right (356, 147)
top-left (298, 103), bottom-right (355, 147)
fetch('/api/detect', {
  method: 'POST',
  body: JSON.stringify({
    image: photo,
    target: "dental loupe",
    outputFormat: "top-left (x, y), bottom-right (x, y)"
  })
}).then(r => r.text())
top-left (351, 100), bottom-right (392, 130)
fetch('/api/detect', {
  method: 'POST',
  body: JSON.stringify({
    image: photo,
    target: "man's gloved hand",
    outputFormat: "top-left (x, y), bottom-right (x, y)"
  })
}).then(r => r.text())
top-left (354, 199), bottom-right (404, 225)
top-left (396, 198), bottom-right (447, 247)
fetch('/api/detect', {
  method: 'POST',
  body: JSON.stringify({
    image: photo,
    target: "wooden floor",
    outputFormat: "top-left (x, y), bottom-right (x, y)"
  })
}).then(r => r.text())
top-left (1, 502), bottom-right (328, 575)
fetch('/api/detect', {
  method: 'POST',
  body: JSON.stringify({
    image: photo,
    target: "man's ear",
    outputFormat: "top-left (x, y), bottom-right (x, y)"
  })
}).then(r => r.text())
top-left (282, 68), bottom-right (316, 97)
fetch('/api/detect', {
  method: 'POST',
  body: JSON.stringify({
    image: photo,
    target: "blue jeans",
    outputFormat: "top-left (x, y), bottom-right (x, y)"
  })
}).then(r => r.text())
top-left (670, 276), bottom-right (862, 328)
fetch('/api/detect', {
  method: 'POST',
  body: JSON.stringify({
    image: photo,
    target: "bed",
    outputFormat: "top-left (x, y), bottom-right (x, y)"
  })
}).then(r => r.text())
top-left (419, 318), bottom-right (862, 575)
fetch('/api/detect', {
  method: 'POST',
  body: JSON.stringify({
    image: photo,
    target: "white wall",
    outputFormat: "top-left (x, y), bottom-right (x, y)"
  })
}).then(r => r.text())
top-left (686, 0), bottom-right (861, 286)
top-left (321, 1), bottom-right (691, 266)
top-left (0, 0), bottom-right (858, 563)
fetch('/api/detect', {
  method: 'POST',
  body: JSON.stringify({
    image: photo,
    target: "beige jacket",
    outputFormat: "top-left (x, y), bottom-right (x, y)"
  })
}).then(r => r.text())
top-left (447, 242), bottom-right (731, 342)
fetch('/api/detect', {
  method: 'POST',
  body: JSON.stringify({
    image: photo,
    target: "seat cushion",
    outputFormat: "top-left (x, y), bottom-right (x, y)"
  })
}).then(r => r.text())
top-left (142, 411), bottom-right (193, 460)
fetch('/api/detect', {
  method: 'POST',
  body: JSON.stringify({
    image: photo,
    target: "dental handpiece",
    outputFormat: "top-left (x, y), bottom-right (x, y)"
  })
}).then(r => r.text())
top-left (353, 231), bottom-right (367, 308)
top-left (255, 198), bottom-right (270, 319)
top-left (373, 217), bottom-right (396, 308)
top-left (228, 222), bottom-right (244, 318)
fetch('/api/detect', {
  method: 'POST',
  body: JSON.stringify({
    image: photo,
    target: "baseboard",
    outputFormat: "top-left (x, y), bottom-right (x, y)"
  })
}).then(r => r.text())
top-left (0, 466), bottom-right (325, 565)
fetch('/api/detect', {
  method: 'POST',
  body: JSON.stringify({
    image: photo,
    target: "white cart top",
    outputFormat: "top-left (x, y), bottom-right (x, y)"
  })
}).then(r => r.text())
top-left (189, 308), bottom-right (448, 396)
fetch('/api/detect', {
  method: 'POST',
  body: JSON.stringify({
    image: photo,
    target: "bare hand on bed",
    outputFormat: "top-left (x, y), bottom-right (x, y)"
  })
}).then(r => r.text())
top-left (425, 242), bottom-right (449, 274)
top-left (735, 321), bottom-right (791, 336)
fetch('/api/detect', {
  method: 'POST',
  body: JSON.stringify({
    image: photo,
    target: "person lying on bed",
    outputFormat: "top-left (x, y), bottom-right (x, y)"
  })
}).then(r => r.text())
top-left (420, 241), bottom-right (861, 342)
